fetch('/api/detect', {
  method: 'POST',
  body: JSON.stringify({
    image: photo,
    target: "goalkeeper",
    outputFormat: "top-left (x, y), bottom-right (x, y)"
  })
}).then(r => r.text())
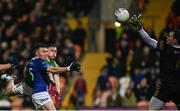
top-left (125, 14), bottom-right (180, 110)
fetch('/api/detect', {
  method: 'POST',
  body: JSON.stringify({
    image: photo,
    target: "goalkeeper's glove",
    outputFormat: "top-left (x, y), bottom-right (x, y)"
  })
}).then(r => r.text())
top-left (67, 62), bottom-right (81, 72)
top-left (128, 14), bottom-right (142, 30)
top-left (8, 53), bottom-right (19, 69)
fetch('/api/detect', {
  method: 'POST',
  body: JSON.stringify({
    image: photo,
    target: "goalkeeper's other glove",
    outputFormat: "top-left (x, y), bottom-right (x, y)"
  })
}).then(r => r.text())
top-left (8, 53), bottom-right (19, 69)
top-left (128, 14), bottom-right (142, 30)
top-left (67, 62), bottom-right (81, 72)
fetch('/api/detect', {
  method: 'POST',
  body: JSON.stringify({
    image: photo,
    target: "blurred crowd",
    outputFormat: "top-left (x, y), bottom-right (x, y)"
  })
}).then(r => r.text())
top-left (0, 0), bottom-right (180, 110)
top-left (0, 0), bottom-right (90, 110)
top-left (92, 0), bottom-right (180, 109)
top-left (93, 28), bottom-right (159, 109)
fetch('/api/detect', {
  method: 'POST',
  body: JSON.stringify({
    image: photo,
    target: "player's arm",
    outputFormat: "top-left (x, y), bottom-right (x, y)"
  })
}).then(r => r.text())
top-left (128, 15), bottom-right (158, 49)
top-left (138, 28), bottom-right (158, 48)
top-left (47, 66), bottom-right (69, 73)
top-left (0, 63), bottom-right (12, 71)
top-left (47, 62), bottom-right (81, 73)
top-left (0, 54), bottom-right (20, 71)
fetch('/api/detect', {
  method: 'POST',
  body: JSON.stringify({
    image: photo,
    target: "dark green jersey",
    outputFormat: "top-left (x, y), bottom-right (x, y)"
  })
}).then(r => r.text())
top-left (23, 65), bottom-right (33, 88)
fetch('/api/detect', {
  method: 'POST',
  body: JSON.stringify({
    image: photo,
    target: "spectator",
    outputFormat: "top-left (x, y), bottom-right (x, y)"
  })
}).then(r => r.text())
top-left (93, 89), bottom-right (102, 107)
top-left (96, 66), bottom-right (109, 92)
top-left (69, 92), bottom-right (77, 107)
top-left (121, 87), bottom-right (137, 108)
top-left (74, 72), bottom-right (87, 107)
top-left (131, 68), bottom-right (144, 87)
top-left (107, 88), bottom-right (122, 107)
top-left (72, 20), bottom-right (86, 53)
top-left (134, 78), bottom-right (149, 101)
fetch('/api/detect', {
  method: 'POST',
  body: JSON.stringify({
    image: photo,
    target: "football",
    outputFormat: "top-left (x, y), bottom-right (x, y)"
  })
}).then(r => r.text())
top-left (114, 8), bottom-right (129, 23)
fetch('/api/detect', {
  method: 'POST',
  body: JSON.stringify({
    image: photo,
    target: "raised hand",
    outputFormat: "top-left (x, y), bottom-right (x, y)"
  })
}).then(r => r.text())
top-left (68, 62), bottom-right (81, 72)
top-left (128, 14), bottom-right (142, 30)
top-left (8, 53), bottom-right (20, 69)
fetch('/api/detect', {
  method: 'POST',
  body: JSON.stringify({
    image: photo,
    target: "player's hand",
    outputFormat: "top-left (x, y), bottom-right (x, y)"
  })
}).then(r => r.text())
top-left (68, 62), bottom-right (81, 72)
top-left (128, 14), bottom-right (142, 30)
top-left (8, 53), bottom-right (19, 69)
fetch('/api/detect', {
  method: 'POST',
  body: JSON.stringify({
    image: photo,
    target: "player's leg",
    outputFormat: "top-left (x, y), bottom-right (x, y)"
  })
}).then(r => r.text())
top-left (149, 82), bottom-right (169, 110)
top-left (32, 92), bottom-right (56, 110)
top-left (149, 96), bottom-right (165, 110)
top-left (0, 74), bottom-right (19, 96)
top-left (41, 101), bottom-right (56, 110)
top-left (53, 74), bottom-right (61, 106)
top-left (48, 74), bottom-right (61, 107)
top-left (48, 85), bottom-right (61, 107)
top-left (48, 73), bottom-right (58, 105)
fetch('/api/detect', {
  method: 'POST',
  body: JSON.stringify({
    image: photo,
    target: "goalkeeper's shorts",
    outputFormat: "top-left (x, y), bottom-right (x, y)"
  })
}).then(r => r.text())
top-left (153, 82), bottom-right (180, 105)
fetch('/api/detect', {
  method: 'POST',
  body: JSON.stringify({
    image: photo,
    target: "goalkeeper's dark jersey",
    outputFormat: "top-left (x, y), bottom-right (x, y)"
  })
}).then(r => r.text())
top-left (157, 39), bottom-right (180, 84)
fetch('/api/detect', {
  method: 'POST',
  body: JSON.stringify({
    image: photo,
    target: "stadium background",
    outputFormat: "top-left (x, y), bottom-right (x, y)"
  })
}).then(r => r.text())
top-left (0, 0), bottom-right (180, 110)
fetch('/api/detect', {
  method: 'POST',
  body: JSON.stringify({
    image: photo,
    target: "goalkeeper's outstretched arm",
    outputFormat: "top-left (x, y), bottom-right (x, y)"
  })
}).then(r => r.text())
top-left (138, 28), bottom-right (158, 48)
top-left (128, 14), bottom-right (158, 49)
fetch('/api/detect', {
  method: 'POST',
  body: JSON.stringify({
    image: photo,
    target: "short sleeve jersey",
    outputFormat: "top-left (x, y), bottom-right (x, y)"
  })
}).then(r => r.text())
top-left (27, 57), bottom-right (49, 94)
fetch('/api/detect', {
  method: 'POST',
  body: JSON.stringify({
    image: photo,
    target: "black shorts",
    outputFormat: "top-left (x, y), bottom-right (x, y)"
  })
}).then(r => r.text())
top-left (154, 82), bottom-right (180, 105)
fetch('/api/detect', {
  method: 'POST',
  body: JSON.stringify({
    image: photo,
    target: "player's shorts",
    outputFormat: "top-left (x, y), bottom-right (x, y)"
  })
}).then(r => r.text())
top-left (48, 83), bottom-right (61, 105)
top-left (31, 91), bottom-right (52, 109)
top-left (153, 82), bottom-right (180, 105)
top-left (12, 82), bottom-right (33, 96)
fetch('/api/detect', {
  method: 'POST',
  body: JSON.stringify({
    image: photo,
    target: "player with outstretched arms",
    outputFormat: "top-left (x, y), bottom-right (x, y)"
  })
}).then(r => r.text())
top-left (47, 44), bottom-right (62, 107)
top-left (27, 44), bottom-right (80, 110)
top-left (1, 44), bottom-right (81, 110)
top-left (1, 45), bottom-right (62, 97)
top-left (123, 14), bottom-right (180, 110)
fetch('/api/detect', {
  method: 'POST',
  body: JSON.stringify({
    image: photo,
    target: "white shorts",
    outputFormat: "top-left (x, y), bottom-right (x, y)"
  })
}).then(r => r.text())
top-left (12, 82), bottom-right (33, 96)
top-left (31, 91), bottom-right (52, 109)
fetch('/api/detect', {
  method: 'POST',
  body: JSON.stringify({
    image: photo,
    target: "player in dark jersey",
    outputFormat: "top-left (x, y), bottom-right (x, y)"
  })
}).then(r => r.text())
top-left (127, 14), bottom-right (180, 110)
top-left (28, 44), bottom-right (80, 110)
top-left (1, 64), bottom-right (33, 97)
top-left (0, 54), bottom-right (18, 71)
